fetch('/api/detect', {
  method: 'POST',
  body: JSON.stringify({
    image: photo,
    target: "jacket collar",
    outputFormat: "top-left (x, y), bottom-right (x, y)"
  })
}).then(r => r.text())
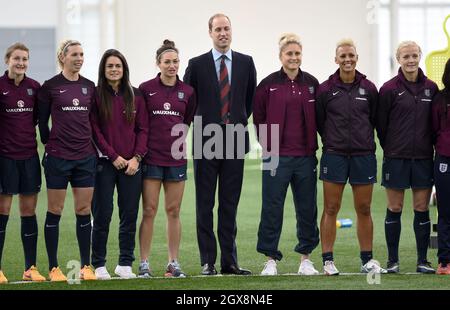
top-left (105, 82), bottom-right (125, 96)
top-left (156, 72), bottom-right (181, 88)
top-left (212, 48), bottom-right (233, 62)
top-left (3, 70), bottom-right (27, 86)
top-left (397, 67), bottom-right (426, 85)
top-left (330, 69), bottom-right (365, 88)
top-left (278, 67), bottom-right (304, 83)
top-left (397, 67), bottom-right (429, 96)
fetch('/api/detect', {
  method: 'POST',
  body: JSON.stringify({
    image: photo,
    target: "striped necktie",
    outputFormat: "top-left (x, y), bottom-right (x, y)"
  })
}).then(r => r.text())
top-left (219, 55), bottom-right (230, 124)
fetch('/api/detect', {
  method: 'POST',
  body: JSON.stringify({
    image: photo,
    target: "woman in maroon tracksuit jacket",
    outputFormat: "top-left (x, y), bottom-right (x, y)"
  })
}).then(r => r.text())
top-left (431, 58), bottom-right (450, 275)
top-left (377, 41), bottom-right (438, 274)
top-left (316, 39), bottom-right (385, 275)
top-left (253, 33), bottom-right (320, 276)
top-left (0, 43), bottom-right (45, 283)
top-left (138, 40), bottom-right (196, 278)
top-left (38, 40), bottom-right (97, 281)
top-left (90, 49), bottom-right (148, 280)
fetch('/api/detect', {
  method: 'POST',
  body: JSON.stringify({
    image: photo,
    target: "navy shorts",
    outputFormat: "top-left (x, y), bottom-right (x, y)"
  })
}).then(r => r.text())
top-left (142, 164), bottom-right (187, 182)
top-left (381, 157), bottom-right (434, 190)
top-left (319, 153), bottom-right (377, 185)
top-left (43, 154), bottom-right (97, 189)
top-left (0, 154), bottom-right (41, 195)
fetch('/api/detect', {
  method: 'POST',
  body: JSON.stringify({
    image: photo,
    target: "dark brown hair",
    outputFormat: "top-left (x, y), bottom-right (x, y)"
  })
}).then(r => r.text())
top-left (156, 39), bottom-right (178, 63)
top-left (442, 58), bottom-right (450, 101)
top-left (97, 49), bottom-right (135, 123)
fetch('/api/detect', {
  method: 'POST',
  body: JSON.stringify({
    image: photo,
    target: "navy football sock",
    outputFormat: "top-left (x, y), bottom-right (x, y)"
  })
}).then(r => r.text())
top-left (0, 214), bottom-right (9, 269)
top-left (414, 210), bottom-right (430, 264)
top-left (360, 251), bottom-right (373, 265)
top-left (385, 209), bottom-right (401, 263)
top-left (76, 214), bottom-right (92, 267)
top-left (322, 252), bottom-right (334, 264)
top-left (21, 215), bottom-right (38, 270)
top-left (44, 212), bottom-right (61, 270)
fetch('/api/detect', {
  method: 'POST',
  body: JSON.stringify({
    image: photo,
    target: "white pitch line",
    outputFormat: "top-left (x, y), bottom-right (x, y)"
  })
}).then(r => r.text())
top-left (5, 272), bottom-right (423, 285)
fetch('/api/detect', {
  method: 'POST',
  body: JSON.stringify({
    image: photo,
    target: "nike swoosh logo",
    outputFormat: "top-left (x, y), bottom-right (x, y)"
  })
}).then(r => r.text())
top-left (332, 91), bottom-right (340, 96)
top-left (59, 90), bottom-right (68, 93)
top-left (2, 91), bottom-right (9, 95)
top-left (385, 221), bottom-right (398, 225)
top-left (269, 88), bottom-right (277, 92)
top-left (179, 174), bottom-right (185, 178)
top-left (419, 221), bottom-right (430, 226)
top-left (80, 222), bottom-right (91, 228)
top-left (24, 232), bottom-right (37, 237)
top-left (368, 176), bottom-right (375, 180)
top-left (45, 224), bottom-right (58, 228)
top-left (149, 92), bottom-right (157, 96)
top-left (399, 91), bottom-right (406, 96)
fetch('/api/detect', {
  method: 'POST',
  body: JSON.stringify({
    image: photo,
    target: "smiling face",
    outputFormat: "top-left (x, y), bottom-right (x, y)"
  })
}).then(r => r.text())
top-left (335, 45), bottom-right (358, 73)
top-left (105, 55), bottom-right (123, 84)
top-left (280, 43), bottom-right (302, 73)
top-left (61, 44), bottom-right (84, 73)
top-left (397, 44), bottom-right (421, 76)
top-left (158, 51), bottom-right (179, 80)
top-left (209, 15), bottom-right (232, 53)
top-left (6, 49), bottom-right (29, 77)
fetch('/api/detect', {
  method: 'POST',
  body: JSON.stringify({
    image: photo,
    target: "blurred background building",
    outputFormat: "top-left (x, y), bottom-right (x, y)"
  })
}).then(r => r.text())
top-left (0, 0), bottom-right (449, 87)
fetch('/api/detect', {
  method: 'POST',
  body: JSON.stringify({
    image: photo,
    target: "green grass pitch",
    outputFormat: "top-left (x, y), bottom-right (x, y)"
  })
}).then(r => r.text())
top-left (0, 133), bottom-right (445, 290)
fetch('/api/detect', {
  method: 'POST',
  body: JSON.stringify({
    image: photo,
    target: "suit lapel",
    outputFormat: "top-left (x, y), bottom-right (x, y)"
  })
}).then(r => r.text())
top-left (230, 51), bottom-right (239, 104)
top-left (206, 50), bottom-right (220, 95)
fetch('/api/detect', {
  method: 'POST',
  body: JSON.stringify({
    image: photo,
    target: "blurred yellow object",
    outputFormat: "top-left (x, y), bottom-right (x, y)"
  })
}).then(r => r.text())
top-left (336, 218), bottom-right (352, 228)
top-left (425, 14), bottom-right (450, 90)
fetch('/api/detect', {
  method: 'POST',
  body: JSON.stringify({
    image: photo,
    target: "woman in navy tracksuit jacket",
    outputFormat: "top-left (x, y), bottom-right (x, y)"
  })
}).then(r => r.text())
top-left (316, 39), bottom-right (384, 275)
top-left (377, 41), bottom-right (438, 274)
top-left (431, 58), bottom-right (450, 275)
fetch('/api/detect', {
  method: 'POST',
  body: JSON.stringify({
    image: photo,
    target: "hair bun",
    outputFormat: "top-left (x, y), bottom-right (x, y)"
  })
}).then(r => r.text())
top-left (156, 40), bottom-right (179, 62)
top-left (163, 39), bottom-right (175, 48)
top-left (278, 33), bottom-right (301, 51)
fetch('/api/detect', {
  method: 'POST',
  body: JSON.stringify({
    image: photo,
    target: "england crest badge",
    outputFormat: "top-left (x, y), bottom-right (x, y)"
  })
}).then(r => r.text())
top-left (359, 88), bottom-right (366, 96)
top-left (309, 86), bottom-right (314, 94)
top-left (424, 89), bottom-right (431, 97)
top-left (27, 88), bottom-right (34, 96)
top-left (439, 163), bottom-right (448, 173)
top-left (178, 91), bottom-right (185, 100)
top-left (82, 87), bottom-right (88, 95)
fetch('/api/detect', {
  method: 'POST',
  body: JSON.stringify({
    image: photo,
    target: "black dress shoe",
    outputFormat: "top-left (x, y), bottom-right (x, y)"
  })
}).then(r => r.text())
top-left (220, 264), bottom-right (252, 275)
top-left (201, 263), bottom-right (218, 275)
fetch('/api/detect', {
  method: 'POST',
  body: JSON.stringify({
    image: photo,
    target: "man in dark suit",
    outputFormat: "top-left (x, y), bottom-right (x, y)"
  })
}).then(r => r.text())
top-left (183, 13), bottom-right (256, 275)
